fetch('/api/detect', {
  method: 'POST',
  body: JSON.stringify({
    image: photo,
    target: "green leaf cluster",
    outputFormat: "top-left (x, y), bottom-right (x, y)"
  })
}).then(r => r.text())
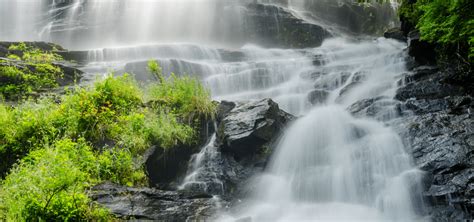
top-left (0, 139), bottom-right (112, 221)
top-left (400, 0), bottom-right (474, 62)
top-left (146, 60), bottom-right (216, 124)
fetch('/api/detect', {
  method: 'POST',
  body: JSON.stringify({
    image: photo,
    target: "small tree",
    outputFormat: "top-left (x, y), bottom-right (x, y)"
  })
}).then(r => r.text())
top-left (148, 60), bottom-right (164, 84)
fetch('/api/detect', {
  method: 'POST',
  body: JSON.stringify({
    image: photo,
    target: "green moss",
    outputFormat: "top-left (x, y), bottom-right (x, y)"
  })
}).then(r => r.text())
top-left (0, 43), bottom-right (64, 100)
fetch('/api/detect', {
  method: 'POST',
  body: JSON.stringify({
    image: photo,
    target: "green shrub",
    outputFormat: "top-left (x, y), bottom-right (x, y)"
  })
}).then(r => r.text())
top-left (146, 62), bottom-right (216, 123)
top-left (0, 99), bottom-right (61, 177)
top-left (148, 60), bottom-right (164, 84)
top-left (145, 110), bottom-right (195, 149)
top-left (59, 74), bottom-right (143, 145)
top-left (0, 139), bottom-right (111, 221)
top-left (96, 147), bottom-right (145, 186)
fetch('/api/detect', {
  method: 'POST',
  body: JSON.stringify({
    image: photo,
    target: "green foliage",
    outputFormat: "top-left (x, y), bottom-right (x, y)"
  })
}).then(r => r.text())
top-left (400, 0), bottom-right (474, 62)
top-left (0, 139), bottom-right (111, 221)
top-left (148, 60), bottom-right (164, 84)
top-left (0, 60), bottom-right (215, 220)
top-left (145, 111), bottom-right (195, 149)
top-left (0, 100), bottom-right (61, 178)
top-left (59, 74), bottom-right (143, 144)
top-left (0, 43), bottom-right (64, 100)
top-left (146, 61), bottom-right (216, 123)
top-left (8, 43), bottom-right (63, 64)
top-left (96, 147), bottom-right (145, 186)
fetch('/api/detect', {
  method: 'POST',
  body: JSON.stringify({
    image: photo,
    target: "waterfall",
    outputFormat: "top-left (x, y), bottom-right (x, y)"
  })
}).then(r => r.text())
top-left (217, 38), bottom-right (428, 221)
top-left (179, 134), bottom-right (225, 195)
top-left (224, 107), bottom-right (425, 221)
top-left (0, 0), bottom-right (428, 220)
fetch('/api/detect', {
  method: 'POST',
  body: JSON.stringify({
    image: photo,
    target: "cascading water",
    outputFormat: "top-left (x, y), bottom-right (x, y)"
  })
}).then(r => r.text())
top-left (0, 0), bottom-right (429, 220)
top-left (216, 38), bottom-right (428, 221)
top-left (179, 134), bottom-right (226, 195)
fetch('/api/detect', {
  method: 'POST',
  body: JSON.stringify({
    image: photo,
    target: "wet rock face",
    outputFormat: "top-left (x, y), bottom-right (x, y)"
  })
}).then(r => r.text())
top-left (90, 182), bottom-right (222, 221)
top-left (145, 118), bottom-right (214, 189)
top-left (396, 66), bottom-right (466, 102)
top-left (244, 3), bottom-right (331, 48)
top-left (177, 99), bottom-right (294, 198)
top-left (384, 28), bottom-right (407, 42)
top-left (395, 65), bottom-right (474, 221)
top-left (217, 98), bottom-right (294, 160)
top-left (407, 31), bottom-right (437, 65)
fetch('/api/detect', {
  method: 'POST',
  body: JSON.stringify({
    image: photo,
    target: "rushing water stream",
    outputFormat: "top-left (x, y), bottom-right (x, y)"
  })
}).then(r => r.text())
top-left (1, 0), bottom-right (428, 221)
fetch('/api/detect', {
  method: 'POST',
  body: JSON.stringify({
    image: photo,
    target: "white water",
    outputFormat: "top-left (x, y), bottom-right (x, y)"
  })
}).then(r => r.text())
top-left (221, 107), bottom-right (425, 221)
top-left (215, 38), bottom-right (428, 221)
top-left (179, 134), bottom-right (228, 195)
top-left (0, 1), bottom-right (428, 220)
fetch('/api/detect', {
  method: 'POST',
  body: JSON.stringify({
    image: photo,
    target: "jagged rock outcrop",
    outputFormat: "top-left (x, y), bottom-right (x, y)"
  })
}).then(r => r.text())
top-left (90, 182), bottom-right (221, 221)
top-left (395, 65), bottom-right (474, 221)
top-left (217, 98), bottom-right (294, 160)
top-left (208, 99), bottom-right (294, 196)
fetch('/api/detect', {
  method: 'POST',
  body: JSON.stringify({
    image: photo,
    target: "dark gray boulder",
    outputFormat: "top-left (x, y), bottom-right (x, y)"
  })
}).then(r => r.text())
top-left (217, 98), bottom-right (294, 160)
top-left (90, 182), bottom-right (222, 221)
top-left (179, 99), bottom-right (294, 198)
top-left (56, 50), bottom-right (89, 64)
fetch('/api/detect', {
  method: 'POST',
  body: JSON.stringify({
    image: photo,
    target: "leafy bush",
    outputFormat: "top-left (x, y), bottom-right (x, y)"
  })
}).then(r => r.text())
top-left (0, 99), bottom-right (61, 177)
top-left (0, 139), bottom-right (111, 221)
top-left (59, 74), bottom-right (143, 145)
top-left (147, 60), bottom-right (216, 123)
top-left (145, 110), bottom-right (195, 149)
